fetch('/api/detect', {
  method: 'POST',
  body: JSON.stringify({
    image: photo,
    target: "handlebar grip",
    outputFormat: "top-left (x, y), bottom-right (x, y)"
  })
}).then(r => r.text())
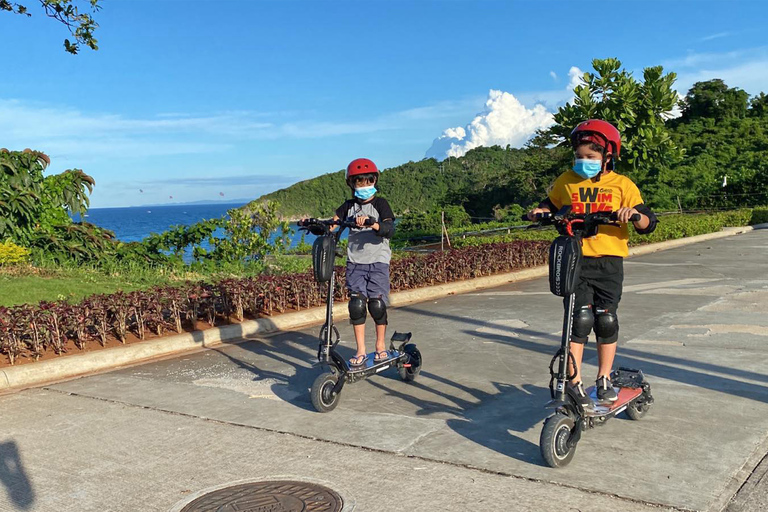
top-left (608, 212), bottom-right (642, 222)
top-left (298, 218), bottom-right (317, 227)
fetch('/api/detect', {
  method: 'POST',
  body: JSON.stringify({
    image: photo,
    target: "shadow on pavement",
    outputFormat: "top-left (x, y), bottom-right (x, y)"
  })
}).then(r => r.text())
top-left (0, 441), bottom-right (35, 510)
top-left (403, 305), bottom-right (768, 404)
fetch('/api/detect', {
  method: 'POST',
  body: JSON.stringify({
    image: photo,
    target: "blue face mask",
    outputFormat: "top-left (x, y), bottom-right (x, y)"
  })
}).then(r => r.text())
top-left (572, 159), bottom-right (603, 179)
top-left (354, 185), bottom-right (376, 200)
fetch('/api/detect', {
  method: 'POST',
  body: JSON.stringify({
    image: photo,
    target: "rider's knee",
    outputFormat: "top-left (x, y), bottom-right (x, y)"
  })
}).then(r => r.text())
top-left (594, 307), bottom-right (619, 344)
top-left (367, 297), bottom-right (388, 326)
top-left (348, 293), bottom-right (367, 325)
top-left (571, 305), bottom-right (594, 344)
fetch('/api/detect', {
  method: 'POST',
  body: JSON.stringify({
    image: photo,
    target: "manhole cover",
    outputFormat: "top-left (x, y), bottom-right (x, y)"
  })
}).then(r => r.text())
top-left (179, 480), bottom-right (343, 512)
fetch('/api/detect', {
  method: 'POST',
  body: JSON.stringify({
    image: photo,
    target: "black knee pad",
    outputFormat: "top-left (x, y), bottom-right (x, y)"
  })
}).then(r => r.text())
top-left (367, 297), bottom-right (388, 325)
top-left (571, 305), bottom-right (594, 344)
top-left (348, 294), bottom-right (367, 325)
top-left (594, 308), bottom-right (619, 344)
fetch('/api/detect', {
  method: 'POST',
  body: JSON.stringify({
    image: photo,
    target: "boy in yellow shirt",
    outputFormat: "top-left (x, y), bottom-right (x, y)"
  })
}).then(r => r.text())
top-left (528, 119), bottom-right (658, 406)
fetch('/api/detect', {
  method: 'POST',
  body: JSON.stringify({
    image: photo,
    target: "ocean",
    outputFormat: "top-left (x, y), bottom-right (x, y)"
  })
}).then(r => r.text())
top-left (72, 203), bottom-right (311, 248)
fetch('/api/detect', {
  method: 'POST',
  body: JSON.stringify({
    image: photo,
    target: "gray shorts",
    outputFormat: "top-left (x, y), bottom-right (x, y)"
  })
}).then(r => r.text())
top-left (346, 262), bottom-right (390, 305)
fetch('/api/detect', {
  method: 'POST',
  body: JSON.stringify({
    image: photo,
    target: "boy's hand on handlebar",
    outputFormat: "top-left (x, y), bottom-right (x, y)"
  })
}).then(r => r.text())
top-left (527, 207), bottom-right (550, 221)
top-left (615, 207), bottom-right (640, 224)
top-left (355, 215), bottom-right (371, 228)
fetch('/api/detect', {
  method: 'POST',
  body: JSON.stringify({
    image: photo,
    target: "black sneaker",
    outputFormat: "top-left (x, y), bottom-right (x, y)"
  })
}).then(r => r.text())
top-left (596, 375), bottom-right (618, 402)
top-left (568, 381), bottom-right (594, 409)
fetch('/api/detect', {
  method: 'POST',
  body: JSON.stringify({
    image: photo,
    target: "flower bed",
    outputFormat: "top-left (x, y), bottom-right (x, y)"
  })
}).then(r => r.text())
top-left (0, 240), bottom-right (549, 365)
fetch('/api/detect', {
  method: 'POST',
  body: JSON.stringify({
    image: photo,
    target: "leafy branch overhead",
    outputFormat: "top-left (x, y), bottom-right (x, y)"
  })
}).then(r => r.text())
top-left (544, 57), bottom-right (684, 180)
top-left (1, 0), bottom-right (101, 54)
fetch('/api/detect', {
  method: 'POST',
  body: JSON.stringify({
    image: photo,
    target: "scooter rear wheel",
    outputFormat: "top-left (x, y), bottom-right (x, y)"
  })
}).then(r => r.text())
top-left (625, 398), bottom-right (650, 420)
top-left (311, 372), bottom-right (341, 413)
top-left (540, 412), bottom-right (578, 468)
top-left (398, 343), bottom-right (422, 382)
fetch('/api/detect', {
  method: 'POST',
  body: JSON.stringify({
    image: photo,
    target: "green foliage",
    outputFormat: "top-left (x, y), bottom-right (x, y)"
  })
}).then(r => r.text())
top-left (1, 0), bottom-right (101, 54)
top-left (628, 211), bottom-right (752, 245)
top-left (492, 203), bottom-right (526, 222)
top-left (680, 79), bottom-right (750, 121)
top-left (204, 201), bottom-right (292, 264)
top-left (30, 222), bottom-right (117, 263)
top-left (0, 240), bottom-right (30, 265)
top-left (398, 204), bottom-right (471, 238)
top-left (665, 111), bottom-right (768, 210)
top-left (751, 207), bottom-right (768, 225)
top-left (258, 146), bottom-right (569, 221)
top-left (545, 58), bottom-right (683, 185)
top-left (750, 93), bottom-right (768, 118)
top-left (0, 149), bottom-right (111, 262)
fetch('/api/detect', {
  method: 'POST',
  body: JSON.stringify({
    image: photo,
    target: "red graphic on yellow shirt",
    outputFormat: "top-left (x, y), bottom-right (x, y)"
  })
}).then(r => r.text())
top-left (570, 188), bottom-right (613, 214)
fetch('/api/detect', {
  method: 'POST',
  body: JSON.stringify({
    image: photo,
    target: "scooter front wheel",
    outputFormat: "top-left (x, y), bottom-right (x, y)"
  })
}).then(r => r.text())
top-left (310, 372), bottom-right (341, 413)
top-left (540, 412), bottom-right (578, 468)
top-left (398, 343), bottom-right (422, 382)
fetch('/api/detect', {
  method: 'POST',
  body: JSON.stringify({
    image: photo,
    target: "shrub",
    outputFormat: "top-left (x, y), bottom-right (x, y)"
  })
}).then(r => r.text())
top-left (0, 239), bottom-right (548, 364)
top-left (0, 240), bottom-right (30, 266)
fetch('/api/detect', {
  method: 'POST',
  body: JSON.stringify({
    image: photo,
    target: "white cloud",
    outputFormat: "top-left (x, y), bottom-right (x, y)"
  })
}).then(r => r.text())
top-left (425, 90), bottom-right (555, 160)
top-left (566, 66), bottom-right (585, 92)
top-left (698, 32), bottom-right (731, 43)
top-left (425, 67), bottom-right (584, 160)
top-left (675, 58), bottom-right (768, 96)
top-left (549, 71), bottom-right (558, 81)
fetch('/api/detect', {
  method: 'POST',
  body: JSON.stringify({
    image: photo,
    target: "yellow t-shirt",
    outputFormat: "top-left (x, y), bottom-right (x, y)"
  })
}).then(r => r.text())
top-left (548, 170), bottom-right (644, 258)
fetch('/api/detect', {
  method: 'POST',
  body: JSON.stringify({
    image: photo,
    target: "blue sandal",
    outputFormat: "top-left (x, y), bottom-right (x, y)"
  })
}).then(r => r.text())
top-left (349, 354), bottom-right (368, 367)
top-left (374, 351), bottom-right (389, 362)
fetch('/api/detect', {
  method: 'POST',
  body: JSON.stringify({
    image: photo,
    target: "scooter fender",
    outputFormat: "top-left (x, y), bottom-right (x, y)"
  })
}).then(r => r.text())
top-left (544, 398), bottom-right (570, 410)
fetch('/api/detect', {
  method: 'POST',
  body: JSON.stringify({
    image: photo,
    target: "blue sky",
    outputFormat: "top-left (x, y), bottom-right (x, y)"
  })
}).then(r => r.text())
top-left (2, 0), bottom-right (767, 208)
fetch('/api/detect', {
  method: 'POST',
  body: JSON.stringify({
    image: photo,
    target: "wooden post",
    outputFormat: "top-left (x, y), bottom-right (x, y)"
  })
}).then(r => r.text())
top-left (441, 211), bottom-right (445, 251)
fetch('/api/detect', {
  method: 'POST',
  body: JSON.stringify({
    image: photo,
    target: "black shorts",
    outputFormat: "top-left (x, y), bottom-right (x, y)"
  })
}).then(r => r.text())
top-left (564, 256), bottom-right (624, 343)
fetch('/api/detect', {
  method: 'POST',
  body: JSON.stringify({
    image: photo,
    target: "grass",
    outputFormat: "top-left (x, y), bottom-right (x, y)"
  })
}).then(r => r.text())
top-left (0, 259), bottom-right (206, 307)
top-left (0, 254), bottom-right (331, 307)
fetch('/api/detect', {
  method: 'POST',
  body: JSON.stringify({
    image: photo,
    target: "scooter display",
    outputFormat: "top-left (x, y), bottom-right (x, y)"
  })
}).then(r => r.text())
top-left (298, 217), bottom-right (423, 413)
top-left (524, 208), bottom-right (654, 468)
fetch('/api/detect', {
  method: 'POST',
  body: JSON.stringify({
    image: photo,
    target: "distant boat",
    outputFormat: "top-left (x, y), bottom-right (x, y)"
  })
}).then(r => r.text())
top-left (147, 210), bottom-right (151, 213)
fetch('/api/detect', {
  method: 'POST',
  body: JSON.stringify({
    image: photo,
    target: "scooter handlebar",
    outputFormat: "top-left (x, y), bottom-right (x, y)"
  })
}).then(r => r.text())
top-left (298, 217), bottom-right (375, 234)
top-left (522, 212), bottom-right (553, 222)
top-left (522, 211), bottom-right (640, 223)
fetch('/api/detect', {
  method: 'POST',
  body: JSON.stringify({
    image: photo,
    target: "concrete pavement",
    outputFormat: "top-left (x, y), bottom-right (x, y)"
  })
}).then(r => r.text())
top-left (2, 229), bottom-right (768, 511)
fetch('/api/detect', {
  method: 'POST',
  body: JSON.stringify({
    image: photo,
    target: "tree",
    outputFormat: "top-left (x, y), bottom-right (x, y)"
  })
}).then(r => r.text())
top-left (680, 79), bottom-right (749, 121)
top-left (0, 148), bottom-right (108, 261)
top-left (543, 58), bottom-right (683, 185)
top-left (1, 0), bottom-right (101, 54)
top-left (749, 92), bottom-right (768, 118)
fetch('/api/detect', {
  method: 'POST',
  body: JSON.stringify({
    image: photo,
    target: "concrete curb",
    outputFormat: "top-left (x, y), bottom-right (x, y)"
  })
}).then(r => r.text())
top-left (2, 223), bottom-right (766, 391)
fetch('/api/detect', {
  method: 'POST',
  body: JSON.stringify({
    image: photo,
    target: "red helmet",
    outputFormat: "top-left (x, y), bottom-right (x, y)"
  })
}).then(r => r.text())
top-left (570, 119), bottom-right (621, 159)
top-left (346, 158), bottom-right (379, 180)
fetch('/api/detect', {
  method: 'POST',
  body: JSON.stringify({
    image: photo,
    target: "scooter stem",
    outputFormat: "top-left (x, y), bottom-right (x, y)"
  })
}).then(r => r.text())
top-left (323, 270), bottom-right (335, 358)
top-left (558, 292), bottom-right (576, 402)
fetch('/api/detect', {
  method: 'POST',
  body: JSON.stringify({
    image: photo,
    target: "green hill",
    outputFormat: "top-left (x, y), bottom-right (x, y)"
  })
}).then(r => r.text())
top-left (253, 145), bottom-right (570, 219)
top-left (254, 78), bottom-right (768, 220)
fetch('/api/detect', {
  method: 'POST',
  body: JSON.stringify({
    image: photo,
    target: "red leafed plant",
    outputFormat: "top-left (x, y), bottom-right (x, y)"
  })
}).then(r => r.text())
top-left (0, 240), bottom-right (549, 364)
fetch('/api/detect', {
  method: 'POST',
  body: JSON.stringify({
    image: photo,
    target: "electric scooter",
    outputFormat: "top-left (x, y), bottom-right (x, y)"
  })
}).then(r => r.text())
top-left (298, 218), bottom-right (423, 413)
top-left (524, 208), bottom-right (654, 468)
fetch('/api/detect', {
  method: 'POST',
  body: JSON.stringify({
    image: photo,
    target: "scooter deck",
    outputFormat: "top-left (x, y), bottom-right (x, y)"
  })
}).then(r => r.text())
top-left (583, 386), bottom-right (643, 417)
top-left (344, 350), bottom-right (402, 373)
